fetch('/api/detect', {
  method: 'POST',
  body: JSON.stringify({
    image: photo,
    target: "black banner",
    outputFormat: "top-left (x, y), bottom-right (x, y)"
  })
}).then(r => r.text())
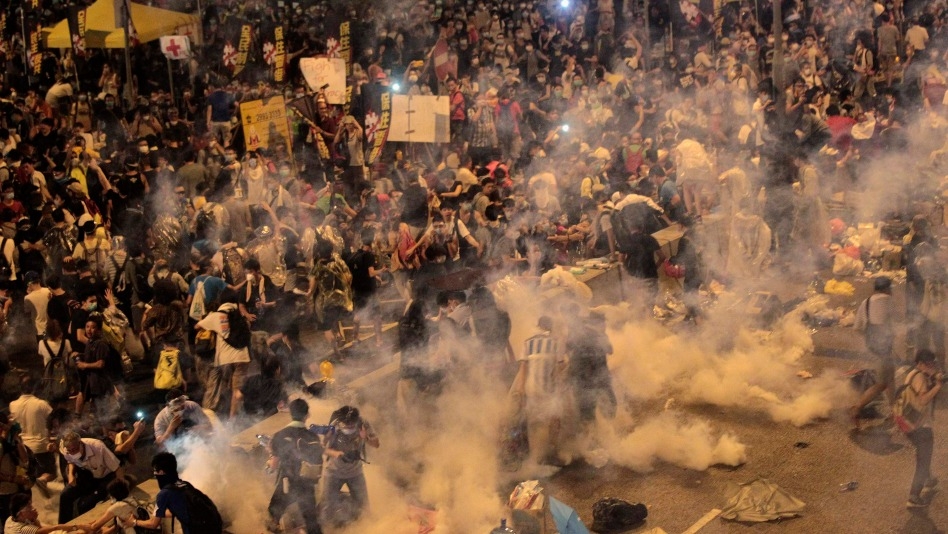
top-left (67, 6), bottom-right (87, 59)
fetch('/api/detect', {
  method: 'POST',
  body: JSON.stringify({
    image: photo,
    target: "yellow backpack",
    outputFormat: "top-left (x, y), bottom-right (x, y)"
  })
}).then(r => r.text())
top-left (154, 348), bottom-right (184, 390)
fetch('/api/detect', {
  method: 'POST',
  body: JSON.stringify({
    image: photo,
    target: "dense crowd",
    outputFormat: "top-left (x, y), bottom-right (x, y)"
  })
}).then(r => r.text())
top-left (1, 0), bottom-right (948, 530)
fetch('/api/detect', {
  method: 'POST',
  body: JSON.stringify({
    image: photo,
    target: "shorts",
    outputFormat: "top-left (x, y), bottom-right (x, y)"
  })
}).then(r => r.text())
top-left (317, 305), bottom-right (348, 332)
top-left (227, 362), bottom-right (249, 392)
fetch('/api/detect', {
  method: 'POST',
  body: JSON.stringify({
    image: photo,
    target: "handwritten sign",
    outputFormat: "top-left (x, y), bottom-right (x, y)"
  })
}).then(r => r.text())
top-left (240, 96), bottom-right (291, 152)
top-left (299, 57), bottom-right (346, 105)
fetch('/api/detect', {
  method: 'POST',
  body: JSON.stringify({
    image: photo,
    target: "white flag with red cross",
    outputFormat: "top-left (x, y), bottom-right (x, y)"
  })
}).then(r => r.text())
top-left (159, 36), bottom-right (191, 60)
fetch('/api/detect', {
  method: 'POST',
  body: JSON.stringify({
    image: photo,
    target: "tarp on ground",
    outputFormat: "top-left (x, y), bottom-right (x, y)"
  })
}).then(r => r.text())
top-left (43, 0), bottom-right (199, 49)
top-left (720, 477), bottom-right (806, 522)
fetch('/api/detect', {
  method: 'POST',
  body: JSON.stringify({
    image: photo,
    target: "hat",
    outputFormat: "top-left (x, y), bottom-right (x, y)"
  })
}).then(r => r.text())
top-left (874, 276), bottom-right (892, 291)
top-left (23, 271), bottom-right (40, 283)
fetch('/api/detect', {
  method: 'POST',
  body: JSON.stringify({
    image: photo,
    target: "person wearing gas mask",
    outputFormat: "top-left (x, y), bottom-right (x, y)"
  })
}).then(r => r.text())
top-left (153, 389), bottom-right (212, 449)
top-left (321, 406), bottom-right (379, 525)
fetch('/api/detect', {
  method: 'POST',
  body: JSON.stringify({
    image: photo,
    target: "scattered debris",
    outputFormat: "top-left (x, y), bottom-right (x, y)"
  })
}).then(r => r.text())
top-left (796, 370), bottom-right (813, 379)
top-left (720, 477), bottom-right (806, 522)
top-left (681, 508), bottom-right (721, 534)
top-left (794, 442), bottom-right (810, 449)
top-left (839, 481), bottom-right (859, 492)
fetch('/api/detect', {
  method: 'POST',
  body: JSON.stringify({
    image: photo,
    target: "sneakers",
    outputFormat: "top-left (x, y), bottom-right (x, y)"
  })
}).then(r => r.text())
top-left (906, 496), bottom-right (929, 509)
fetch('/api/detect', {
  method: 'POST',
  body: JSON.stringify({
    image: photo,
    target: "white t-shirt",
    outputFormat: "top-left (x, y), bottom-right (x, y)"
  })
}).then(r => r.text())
top-left (107, 499), bottom-right (138, 534)
top-left (196, 304), bottom-right (251, 366)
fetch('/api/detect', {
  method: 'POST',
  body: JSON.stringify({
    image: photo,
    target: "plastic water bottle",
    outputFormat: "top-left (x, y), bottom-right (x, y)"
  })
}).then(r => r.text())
top-left (490, 518), bottom-right (516, 533)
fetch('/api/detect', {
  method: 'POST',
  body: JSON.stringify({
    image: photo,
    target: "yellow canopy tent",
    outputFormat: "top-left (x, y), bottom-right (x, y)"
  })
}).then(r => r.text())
top-left (43, 0), bottom-right (199, 49)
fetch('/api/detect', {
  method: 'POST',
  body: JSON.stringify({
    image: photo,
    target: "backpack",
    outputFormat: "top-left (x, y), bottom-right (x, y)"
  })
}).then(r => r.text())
top-left (189, 279), bottom-right (207, 321)
top-left (221, 307), bottom-right (250, 350)
top-left (0, 238), bottom-right (11, 280)
top-left (612, 202), bottom-right (668, 254)
top-left (124, 498), bottom-right (160, 534)
top-left (220, 247), bottom-right (246, 285)
top-left (43, 227), bottom-right (76, 271)
top-left (100, 309), bottom-right (133, 376)
top-left (591, 498), bottom-right (648, 532)
top-left (893, 369), bottom-right (926, 433)
top-left (79, 238), bottom-right (107, 279)
top-left (133, 258), bottom-right (154, 304)
top-left (154, 348), bottom-right (184, 390)
top-left (168, 480), bottom-right (223, 534)
top-left (39, 342), bottom-right (76, 403)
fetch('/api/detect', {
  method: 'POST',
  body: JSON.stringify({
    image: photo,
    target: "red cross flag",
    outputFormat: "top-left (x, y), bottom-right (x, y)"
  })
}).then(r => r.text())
top-left (159, 36), bottom-right (191, 60)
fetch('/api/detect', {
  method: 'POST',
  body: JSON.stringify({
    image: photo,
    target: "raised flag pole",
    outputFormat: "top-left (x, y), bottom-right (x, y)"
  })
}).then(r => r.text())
top-left (168, 57), bottom-right (175, 107)
top-left (19, 6), bottom-right (29, 84)
top-left (122, 0), bottom-right (134, 107)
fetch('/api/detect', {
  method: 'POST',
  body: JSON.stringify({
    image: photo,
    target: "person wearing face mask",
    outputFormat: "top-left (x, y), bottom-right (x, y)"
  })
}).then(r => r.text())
top-left (57, 431), bottom-right (120, 522)
top-left (74, 313), bottom-right (121, 417)
top-left (132, 452), bottom-right (223, 534)
top-left (240, 152), bottom-right (265, 210)
top-left (321, 406), bottom-right (379, 525)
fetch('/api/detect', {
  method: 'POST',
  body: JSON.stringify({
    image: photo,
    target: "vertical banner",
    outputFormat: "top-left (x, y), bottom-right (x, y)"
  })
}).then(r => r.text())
top-left (367, 92), bottom-right (390, 165)
top-left (338, 19), bottom-right (351, 77)
top-left (67, 6), bottom-right (87, 59)
top-left (234, 23), bottom-right (252, 77)
top-left (28, 21), bottom-right (42, 75)
top-left (273, 25), bottom-right (286, 83)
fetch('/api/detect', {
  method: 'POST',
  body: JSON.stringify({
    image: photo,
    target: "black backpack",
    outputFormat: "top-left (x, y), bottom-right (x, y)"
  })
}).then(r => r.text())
top-left (591, 498), bottom-right (648, 533)
top-left (169, 480), bottom-right (223, 534)
top-left (612, 202), bottom-right (667, 253)
top-left (40, 342), bottom-right (77, 403)
top-left (0, 237), bottom-right (11, 280)
top-left (221, 307), bottom-right (250, 350)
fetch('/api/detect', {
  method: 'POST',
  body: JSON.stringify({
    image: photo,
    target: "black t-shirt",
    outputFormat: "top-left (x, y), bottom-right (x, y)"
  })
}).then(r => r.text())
top-left (347, 249), bottom-right (377, 296)
top-left (623, 232), bottom-right (661, 279)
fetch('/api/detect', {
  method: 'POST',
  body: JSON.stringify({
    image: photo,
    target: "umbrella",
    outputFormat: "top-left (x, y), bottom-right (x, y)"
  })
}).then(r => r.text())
top-left (549, 496), bottom-right (591, 534)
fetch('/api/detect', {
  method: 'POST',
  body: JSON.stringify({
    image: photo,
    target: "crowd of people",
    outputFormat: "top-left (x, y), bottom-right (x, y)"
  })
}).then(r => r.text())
top-left (0, 0), bottom-right (947, 529)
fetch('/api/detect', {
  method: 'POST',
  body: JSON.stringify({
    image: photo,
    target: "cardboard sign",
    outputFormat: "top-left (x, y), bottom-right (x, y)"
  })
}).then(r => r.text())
top-left (388, 95), bottom-right (449, 143)
top-left (300, 57), bottom-right (346, 104)
top-left (240, 96), bottom-right (291, 152)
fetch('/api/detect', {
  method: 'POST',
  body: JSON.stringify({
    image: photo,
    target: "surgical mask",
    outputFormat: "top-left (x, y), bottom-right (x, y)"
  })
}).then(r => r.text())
top-left (225, 155), bottom-right (236, 162)
top-left (573, 80), bottom-right (582, 87)
top-left (341, 427), bottom-right (358, 435)
top-left (3, 193), bottom-right (13, 201)
top-left (85, 302), bottom-right (97, 311)
top-left (248, 159), bottom-right (258, 169)
top-left (409, 75), bottom-right (419, 83)
top-left (63, 450), bottom-right (82, 463)
top-left (138, 146), bottom-right (149, 154)
top-left (581, 44), bottom-right (589, 50)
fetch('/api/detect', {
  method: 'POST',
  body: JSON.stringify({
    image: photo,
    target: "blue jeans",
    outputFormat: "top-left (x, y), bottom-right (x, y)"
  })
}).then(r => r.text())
top-left (321, 472), bottom-right (368, 524)
top-left (907, 427), bottom-right (934, 498)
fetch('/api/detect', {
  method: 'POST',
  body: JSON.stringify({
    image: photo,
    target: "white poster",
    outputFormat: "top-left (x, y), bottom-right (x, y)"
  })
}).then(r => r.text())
top-left (388, 95), bottom-right (450, 143)
top-left (299, 57), bottom-right (346, 104)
